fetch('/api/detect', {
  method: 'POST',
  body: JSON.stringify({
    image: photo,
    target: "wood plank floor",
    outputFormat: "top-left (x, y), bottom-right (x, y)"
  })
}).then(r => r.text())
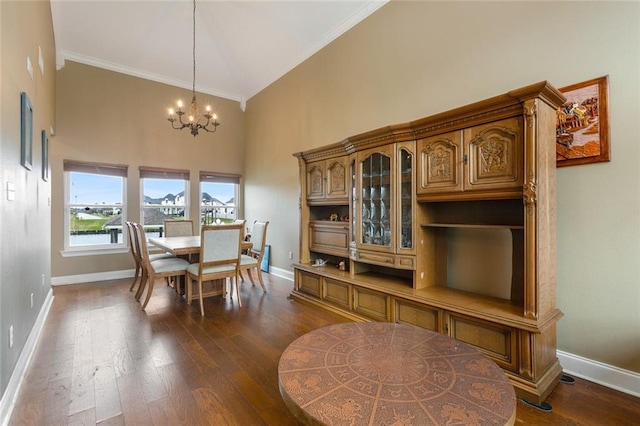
top-left (9, 273), bottom-right (640, 425)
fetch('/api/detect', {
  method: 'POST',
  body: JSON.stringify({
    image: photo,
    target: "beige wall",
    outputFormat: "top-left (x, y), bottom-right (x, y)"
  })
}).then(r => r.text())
top-left (52, 62), bottom-right (246, 278)
top-left (244, 1), bottom-right (640, 372)
top-left (0, 0), bottom-right (56, 396)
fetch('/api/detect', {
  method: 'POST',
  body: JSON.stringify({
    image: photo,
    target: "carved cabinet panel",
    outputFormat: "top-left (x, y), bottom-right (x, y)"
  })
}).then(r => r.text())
top-left (417, 117), bottom-right (523, 196)
top-left (417, 131), bottom-right (463, 194)
top-left (306, 161), bottom-right (325, 200)
top-left (465, 117), bottom-right (523, 192)
top-left (306, 157), bottom-right (348, 201)
top-left (326, 157), bottom-right (348, 199)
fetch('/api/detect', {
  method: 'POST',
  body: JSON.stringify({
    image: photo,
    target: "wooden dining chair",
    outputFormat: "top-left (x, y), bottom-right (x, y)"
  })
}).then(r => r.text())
top-left (126, 221), bottom-right (173, 295)
top-left (164, 219), bottom-right (194, 237)
top-left (240, 220), bottom-right (269, 292)
top-left (133, 222), bottom-right (190, 310)
top-left (186, 223), bottom-right (243, 315)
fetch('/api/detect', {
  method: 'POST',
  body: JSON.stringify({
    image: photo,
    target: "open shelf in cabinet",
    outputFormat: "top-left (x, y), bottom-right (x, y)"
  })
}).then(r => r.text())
top-left (417, 198), bottom-right (525, 309)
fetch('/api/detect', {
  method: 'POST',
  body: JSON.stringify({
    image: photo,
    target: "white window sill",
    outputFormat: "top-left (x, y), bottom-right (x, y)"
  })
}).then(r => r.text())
top-left (60, 246), bottom-right (130, 257)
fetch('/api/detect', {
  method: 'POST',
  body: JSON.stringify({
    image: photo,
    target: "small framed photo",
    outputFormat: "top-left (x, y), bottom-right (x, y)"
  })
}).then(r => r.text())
top-left (20, 92), bottom-right (33, 170)
top-left (41, 130), bottom-right (49, 181)
top-left (556, 75), bottom-right (610, 167)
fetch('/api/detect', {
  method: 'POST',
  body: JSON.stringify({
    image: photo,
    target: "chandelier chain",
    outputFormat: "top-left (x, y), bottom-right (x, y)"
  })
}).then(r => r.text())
top-left (192, 0), bottom-right (196, 96)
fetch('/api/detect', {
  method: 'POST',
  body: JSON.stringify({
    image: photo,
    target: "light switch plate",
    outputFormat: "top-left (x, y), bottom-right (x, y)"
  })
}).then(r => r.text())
top-left (38, 46), bottom-right (44, 75)
top-left (26, 56), bottom-right (33, 80)
top-left (6, 182), bottom-right (15, 201)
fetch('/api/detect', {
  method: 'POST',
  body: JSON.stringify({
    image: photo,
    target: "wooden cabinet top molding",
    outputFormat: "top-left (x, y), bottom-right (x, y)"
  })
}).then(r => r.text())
top-left (293, 81), bottom-right (565, 161)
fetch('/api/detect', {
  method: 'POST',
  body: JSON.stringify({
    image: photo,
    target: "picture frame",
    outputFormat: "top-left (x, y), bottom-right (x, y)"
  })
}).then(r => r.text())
top-left (556, 75), bottom-right (610, 167)
top-left (41, 130), bottom-right (49, 181)
top-left (20, 92), bottom-right (33, 170)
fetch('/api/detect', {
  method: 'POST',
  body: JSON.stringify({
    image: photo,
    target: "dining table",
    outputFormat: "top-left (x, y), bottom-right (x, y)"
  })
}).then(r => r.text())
top-left (148, 235), bottom-right (253, 302)
top-left (149, 235), bottom-right (252, 257)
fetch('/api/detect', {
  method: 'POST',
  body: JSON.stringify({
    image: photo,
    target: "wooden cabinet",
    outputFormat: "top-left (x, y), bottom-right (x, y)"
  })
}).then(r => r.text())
top-left (297, 270), bottom-right (321, 298)
top-left (309, 221), bottom-right (349, 257)
top-left (292, 81), bottom-right (565, 404)
top-left (350, 141), bottom-right (416, 269)
top-left (295, 145), bottom-right (350, 264)
top-left (417, 117), bottom-right (523, 199)
top-left (394, 298), bottom-right (440, 332)
top-left (323, 277), bottom-right (351, 310)
top-left (445, 312), bottom-right (518, 372)
top-left (306, 156), bottom-right (348, 202)
top-left (356, 145), bottom-right (395, 252)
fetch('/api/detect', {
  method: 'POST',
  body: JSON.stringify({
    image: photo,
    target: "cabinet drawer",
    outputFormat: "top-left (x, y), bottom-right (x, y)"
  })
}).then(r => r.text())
top-left (395, 255), bottom-right (416, 270)
top-left (446, 313), bottom-right (517, 372)
top-left (351, 250), bottom-right (395, 267)
top-left (353, 287), bottom-right (390, 321)
top-left (310, 221), bottom-right (349, 256)
top-left (297, 271), bottom-right (321, 299)
top-left (323, 278), bottom-right (351, 310)
top-left (395, 298), bottom-right (440, 331)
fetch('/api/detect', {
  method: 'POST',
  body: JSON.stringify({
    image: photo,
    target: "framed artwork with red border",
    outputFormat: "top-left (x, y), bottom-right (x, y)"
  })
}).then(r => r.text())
top-left (556, 75), bottom-right (610, 167)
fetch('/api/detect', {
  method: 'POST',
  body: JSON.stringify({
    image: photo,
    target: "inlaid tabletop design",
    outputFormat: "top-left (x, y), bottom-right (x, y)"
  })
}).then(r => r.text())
top-left (278, 322), bottom-right (516, 426)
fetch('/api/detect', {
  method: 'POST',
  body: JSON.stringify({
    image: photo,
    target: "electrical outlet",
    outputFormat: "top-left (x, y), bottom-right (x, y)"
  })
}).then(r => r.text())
top-left (30, 293), bottom-right (34, 309)
top-left (41, 273), bottom-right (45, 286)
top-left (9, 325), bottom-right (14, 348)
top-left (288, 251), bottom-right (293, 259)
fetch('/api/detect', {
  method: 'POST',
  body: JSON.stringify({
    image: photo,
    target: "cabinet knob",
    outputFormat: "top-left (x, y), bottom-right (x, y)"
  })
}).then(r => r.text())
top-left (463, 154), bottom-right (468, 165)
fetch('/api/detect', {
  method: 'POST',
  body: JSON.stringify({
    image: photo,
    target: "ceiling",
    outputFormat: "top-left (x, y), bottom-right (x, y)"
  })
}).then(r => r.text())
top-left (50, 0), bottom-right (388, 108)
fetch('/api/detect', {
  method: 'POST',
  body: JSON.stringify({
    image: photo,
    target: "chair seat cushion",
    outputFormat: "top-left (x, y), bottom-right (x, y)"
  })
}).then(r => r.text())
top-left (240, 254), bottom-right (259, 267)
top-left (150, 257), bottom-right (190, 273)
top-left (186, 263), bottom-right (237, 276)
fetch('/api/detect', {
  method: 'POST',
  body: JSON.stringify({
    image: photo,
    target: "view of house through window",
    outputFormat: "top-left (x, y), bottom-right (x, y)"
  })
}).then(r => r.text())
top-left (140, 167), bottom-right (189, 239)
top-left (64, 165), bottom-right (237, 250)
top-left (64, 160), bottom-right (127, 249)
top-left (200, 172), bottom-right (239, 225)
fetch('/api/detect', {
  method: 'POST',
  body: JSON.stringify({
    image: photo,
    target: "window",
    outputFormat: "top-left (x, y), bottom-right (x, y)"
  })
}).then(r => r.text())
top-left (200, 172), bottom-right (239, 225)
top-left (140, 167), bottom-right (189, 239)
top-left (63, 160), bottom-right (128, 254)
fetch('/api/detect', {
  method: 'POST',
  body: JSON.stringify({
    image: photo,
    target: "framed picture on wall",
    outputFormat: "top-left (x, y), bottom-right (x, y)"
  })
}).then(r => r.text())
top-left (20, 92), bottom-right (33, 170)
top-left (42, 130), bottom-right (49, 181)
top-left (556, 75), bottom-right (610, 167)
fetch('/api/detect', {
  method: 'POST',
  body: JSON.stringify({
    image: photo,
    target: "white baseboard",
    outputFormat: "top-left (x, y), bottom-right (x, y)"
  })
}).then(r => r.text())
top-left (51, 267), bottom-right (291, 287)
top-left (268, 265), bottom-right (294, 282)
top-left (51, 269), bottom-right (135, 286)
top-left (48, 268), bottom-right (640, 399)
top-left (557, 350), bottom-right (640, 398)
top-left (0, 288), bottom-right (54, 426)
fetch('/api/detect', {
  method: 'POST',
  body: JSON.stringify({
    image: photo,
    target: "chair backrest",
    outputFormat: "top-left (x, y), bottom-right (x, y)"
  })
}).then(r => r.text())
top-left (249, 221), bottom-right (269, 258)
top-left (164, 219), bottom-right (194, 237)
top-left (232, 219), bottom-right (246, 239)
top-left (200, 224), bottom-right (243, 268)
top-left (125, 221), bottom-right (141, 263)
top-left (132, 222), bottom-right (151, 268)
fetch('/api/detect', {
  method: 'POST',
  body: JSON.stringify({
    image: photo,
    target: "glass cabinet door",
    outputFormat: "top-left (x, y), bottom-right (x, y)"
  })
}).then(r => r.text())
top-left (399, 147), bottom-right (413, 250)
top-left (360, 151), bottom-right (392, 248)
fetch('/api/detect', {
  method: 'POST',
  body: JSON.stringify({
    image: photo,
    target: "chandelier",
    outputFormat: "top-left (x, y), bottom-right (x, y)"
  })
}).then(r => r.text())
top-left (167, 0), bottom-right (220, 137)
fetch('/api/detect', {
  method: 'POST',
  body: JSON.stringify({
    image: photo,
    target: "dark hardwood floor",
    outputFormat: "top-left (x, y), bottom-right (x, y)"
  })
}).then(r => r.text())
top-left (9, 273), bottom-right (640, 425)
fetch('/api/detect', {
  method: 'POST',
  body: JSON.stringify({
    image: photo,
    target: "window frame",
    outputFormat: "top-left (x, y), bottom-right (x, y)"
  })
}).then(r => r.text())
top-left (61, 160), bottom-right (129, 257)
top-left (199, 172), bottom-right (240, 226)
top-left (139, 166), bottom-right (190, 238)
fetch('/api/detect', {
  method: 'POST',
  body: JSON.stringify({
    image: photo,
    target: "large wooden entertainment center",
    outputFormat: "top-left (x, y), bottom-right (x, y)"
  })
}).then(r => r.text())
top-left (292, 82), bottom-right (565, 404)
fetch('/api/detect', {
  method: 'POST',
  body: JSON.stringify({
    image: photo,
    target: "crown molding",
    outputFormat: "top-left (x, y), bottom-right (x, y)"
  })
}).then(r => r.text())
top-left (56, 50), bottom-right (244, 105)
